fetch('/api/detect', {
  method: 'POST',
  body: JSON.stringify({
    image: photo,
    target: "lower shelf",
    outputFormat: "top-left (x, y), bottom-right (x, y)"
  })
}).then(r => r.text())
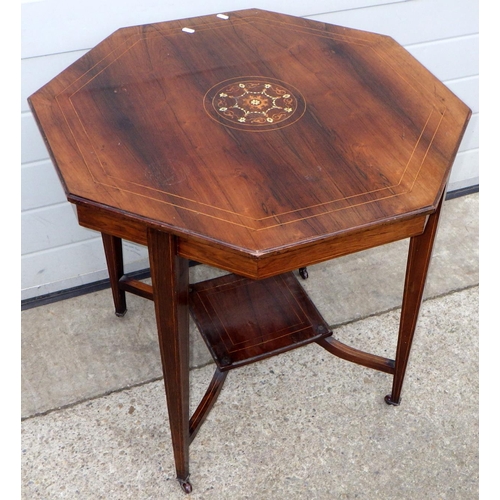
top-left (189, 272), bottom-right (331, 371)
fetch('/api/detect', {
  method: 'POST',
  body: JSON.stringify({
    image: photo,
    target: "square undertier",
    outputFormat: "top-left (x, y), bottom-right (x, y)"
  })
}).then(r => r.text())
top-left (189, 272), bottom-right (332, 371)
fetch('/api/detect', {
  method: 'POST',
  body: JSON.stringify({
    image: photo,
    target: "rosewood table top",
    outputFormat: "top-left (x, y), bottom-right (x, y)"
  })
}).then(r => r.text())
top-left (29, 8), bottom-right (470, 279)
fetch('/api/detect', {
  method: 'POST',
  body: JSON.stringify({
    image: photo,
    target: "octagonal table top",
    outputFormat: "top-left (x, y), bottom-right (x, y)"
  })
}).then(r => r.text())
top-left (29, 8), bottom-right (471, 265)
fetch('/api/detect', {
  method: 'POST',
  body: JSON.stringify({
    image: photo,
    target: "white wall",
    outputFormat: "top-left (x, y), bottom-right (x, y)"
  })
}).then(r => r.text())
top-left (21, 0), bottom-right (479, 301)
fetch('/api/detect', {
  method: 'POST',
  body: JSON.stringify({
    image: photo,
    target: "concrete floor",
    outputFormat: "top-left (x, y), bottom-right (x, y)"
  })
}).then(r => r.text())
top-left (21, 193), bottom-right (478, 499)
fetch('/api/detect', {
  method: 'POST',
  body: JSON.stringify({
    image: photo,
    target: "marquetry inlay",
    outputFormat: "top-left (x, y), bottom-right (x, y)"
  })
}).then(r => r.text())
top-left (204, 77), bottom-right (306, 131)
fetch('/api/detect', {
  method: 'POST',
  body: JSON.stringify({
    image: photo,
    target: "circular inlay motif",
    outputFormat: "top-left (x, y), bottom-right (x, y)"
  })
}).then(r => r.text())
top-left (204, 77), bottom-right (306, 131)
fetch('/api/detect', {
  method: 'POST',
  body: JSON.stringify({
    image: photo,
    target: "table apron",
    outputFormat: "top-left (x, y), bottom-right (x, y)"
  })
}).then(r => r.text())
top-left (76, 203), bottom-right (429, 279)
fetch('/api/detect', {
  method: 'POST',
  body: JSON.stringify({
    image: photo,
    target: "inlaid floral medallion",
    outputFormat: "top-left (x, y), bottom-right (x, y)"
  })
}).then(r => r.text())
top-left (204, 77), bottom-right (306, 131)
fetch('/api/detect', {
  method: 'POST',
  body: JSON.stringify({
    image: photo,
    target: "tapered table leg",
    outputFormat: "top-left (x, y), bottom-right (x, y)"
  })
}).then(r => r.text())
top-left (385, 194), bottom-right (445, 406)
top-left (147, 228), bottom-right (192, 493)
top-left (101, 233), bottom-right (127, 316)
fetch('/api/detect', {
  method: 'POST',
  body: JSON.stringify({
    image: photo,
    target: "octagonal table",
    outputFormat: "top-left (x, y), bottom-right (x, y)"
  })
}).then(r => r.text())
top-left (29, 9), bottom-right (471, 492)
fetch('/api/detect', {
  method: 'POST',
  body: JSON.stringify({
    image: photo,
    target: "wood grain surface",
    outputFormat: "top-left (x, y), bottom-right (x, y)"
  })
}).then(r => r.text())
top-left (29, 9), bottom-right (471, 277)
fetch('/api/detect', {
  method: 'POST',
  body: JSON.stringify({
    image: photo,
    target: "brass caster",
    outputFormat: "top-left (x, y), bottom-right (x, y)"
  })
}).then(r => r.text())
top-left (384, 394), bottom-right (401, 406)
top-left (178, 478), bottom-right (193, 494)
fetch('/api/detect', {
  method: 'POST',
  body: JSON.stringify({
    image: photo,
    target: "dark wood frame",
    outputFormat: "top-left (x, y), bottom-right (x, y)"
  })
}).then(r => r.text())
top-left (27, 9), bottom-right (471, 493)
top-left (97, 191), bottom-right (444, 492)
